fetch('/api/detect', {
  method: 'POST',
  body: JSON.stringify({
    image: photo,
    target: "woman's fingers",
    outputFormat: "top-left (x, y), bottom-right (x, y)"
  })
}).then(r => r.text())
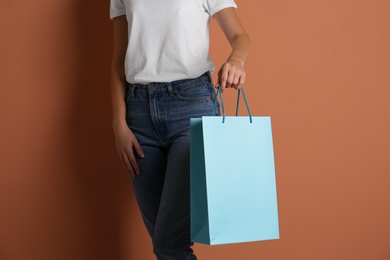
top-left (121, 152), bottom-right (136, 178)
top-left (133, 138), bottom-right (145, 159)
top-left (226, 69), bottom-right (236, 89)
top-left (235, 71), bottom-right (246, 90)
top-left (218, 66), bottom-right (228, 91)
top-left (113, 124), bottom-right (143, 179)
top-left (127, 146), bottom-right (140, 176)
top-left (217, 61), bottom-right (245, 90)
top-left (120, 140), bottom-right (142, 178)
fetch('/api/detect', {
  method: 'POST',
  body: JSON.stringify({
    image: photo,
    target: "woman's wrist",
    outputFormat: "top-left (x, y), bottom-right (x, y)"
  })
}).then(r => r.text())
top-left (227, 56), bottom-right (245, 67)
top-left (112, 117), bottom-right (127, 129)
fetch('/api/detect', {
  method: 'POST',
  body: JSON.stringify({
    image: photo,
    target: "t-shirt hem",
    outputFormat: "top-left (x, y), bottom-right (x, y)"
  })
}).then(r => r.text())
top-left (209, 3), bottom-right (238, 17)
top-left (109, 10), bottom-right (126, 20)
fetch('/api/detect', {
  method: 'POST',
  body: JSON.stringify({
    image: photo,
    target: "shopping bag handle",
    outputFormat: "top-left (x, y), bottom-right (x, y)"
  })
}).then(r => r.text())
top-left (211, 85), bottom-right (253, 123)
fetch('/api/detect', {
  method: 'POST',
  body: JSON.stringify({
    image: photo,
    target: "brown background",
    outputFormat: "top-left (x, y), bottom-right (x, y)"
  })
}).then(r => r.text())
top-left (1, 0), bottom-right (389, 259)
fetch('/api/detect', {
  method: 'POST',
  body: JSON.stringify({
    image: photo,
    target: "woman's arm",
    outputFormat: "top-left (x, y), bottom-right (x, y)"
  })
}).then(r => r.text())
top-left (214, 8), bottom-right (251, 90)
top-left (111, 16), bottom-right (144, 178)
top-left (111, 16), bottom-right (128, 127)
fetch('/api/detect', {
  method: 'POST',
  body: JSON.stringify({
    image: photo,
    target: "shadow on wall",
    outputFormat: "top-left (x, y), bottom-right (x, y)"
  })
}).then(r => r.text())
top-left (65, 1), bottom-right (147, 259)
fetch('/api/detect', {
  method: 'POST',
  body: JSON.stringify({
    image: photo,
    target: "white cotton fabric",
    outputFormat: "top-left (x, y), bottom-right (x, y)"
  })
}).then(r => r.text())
top-left (109, 0), bottom-right (237, 84)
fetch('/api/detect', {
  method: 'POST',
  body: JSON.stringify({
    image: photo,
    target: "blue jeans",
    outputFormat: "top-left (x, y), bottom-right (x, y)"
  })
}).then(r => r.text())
top-left (125, 72), bottom-right (219, 260)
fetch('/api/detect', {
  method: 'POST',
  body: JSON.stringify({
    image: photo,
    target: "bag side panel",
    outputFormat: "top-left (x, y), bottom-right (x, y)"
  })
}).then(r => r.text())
top-left (190, 118), bottom-right (211, 244)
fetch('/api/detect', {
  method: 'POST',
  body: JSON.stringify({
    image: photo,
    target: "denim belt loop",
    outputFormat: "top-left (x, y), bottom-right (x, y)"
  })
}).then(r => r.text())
top-left (206, 71), bottom-right (213, 85)
top-left (147, 84), bottom-right (155, 93)
top-left (129, 84), bottom-right (136, 99)
top-left (167, 82), bottom-right (174, 97)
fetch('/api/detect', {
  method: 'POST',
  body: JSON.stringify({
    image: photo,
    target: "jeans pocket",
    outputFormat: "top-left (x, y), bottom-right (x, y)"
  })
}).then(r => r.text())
top-left (173, 81), bottom-right (213, 101)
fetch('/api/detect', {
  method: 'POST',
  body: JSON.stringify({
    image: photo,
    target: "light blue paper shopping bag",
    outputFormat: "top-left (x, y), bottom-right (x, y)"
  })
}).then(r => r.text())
top-left (190, 87), bottom-right (279, 245)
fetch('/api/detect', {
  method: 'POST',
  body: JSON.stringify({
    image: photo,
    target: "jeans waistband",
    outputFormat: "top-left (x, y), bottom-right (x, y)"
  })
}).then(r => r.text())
top-left (127, 71), bottom-right (212, 90)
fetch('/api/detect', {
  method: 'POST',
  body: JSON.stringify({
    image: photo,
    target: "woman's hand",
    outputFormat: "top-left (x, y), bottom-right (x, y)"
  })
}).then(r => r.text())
top-left (112, 122), bottom-right (144, 178)
top-left (217, 56), bottom-right (246, 91)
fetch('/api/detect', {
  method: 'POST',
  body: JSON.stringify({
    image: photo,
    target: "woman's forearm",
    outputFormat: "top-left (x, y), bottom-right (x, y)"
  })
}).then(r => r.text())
top-left (111, 64), bottom-right (127, 128)
top-left (111, 16), bottom-right (129, 129)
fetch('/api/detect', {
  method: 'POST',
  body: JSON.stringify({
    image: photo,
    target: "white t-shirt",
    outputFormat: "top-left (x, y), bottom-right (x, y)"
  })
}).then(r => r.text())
top-left (110, 0), bottom-right (237, 84)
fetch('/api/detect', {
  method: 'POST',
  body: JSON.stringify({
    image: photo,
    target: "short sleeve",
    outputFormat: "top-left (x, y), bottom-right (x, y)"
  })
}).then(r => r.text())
top-left (109, 0), bottom-right (126, 20)
top-left (204, 0), bottom-right (237, 17)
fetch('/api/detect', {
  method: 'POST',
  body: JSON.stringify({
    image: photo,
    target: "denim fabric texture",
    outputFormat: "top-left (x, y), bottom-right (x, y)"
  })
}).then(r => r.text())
top-left (125, 72), bottom-right (219, 260)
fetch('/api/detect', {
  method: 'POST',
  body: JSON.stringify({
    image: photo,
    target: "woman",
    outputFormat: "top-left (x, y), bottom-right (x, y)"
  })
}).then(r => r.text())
top-left (109, 1), bottom-right (250, 259)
